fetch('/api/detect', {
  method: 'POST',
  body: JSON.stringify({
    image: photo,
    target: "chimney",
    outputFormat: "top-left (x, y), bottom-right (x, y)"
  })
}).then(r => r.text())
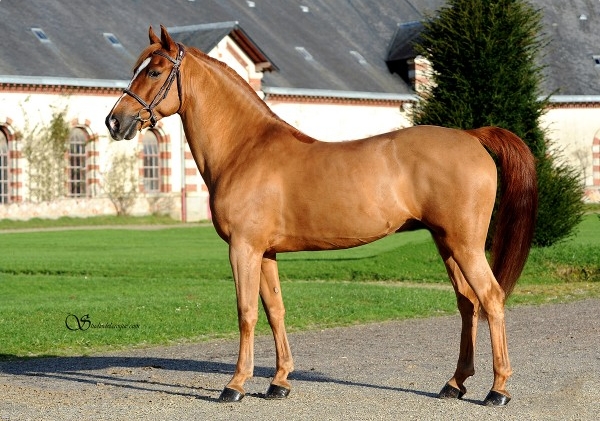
top-left (407, 55), bottom-right (434, 94)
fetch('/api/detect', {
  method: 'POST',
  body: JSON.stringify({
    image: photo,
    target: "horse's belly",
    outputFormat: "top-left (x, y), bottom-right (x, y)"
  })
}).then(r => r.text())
top-left (270, 201), bottom-right (411, 253)
top-left (269, 231), bottom-right (389, 253)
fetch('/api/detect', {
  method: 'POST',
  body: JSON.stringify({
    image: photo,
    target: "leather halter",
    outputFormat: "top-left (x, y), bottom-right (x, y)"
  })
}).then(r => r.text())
top-left (123, 43), bottom-right (185, 128)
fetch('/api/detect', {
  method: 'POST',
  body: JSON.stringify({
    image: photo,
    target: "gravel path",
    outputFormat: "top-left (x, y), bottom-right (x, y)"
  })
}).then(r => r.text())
top-left (1, 299), bottom-right (599, 420)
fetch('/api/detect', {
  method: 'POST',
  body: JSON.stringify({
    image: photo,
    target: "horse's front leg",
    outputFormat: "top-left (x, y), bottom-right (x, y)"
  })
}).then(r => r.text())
top-left (259, 253), bottom-right (294, 399)
top-left (219, 241), bottom-right (262, 402)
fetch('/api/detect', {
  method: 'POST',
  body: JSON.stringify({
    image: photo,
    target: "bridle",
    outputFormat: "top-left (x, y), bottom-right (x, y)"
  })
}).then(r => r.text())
top-left (123, 43), bottom-right (185, 128)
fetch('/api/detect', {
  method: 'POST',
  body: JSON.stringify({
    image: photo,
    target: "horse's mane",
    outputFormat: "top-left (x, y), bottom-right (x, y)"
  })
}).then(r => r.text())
top-left (186, 46), bottom-right (316, 144)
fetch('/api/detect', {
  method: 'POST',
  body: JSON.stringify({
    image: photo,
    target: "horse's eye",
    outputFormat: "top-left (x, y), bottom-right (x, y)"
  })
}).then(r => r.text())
top-left (148, 70), bottom-right (161, 79)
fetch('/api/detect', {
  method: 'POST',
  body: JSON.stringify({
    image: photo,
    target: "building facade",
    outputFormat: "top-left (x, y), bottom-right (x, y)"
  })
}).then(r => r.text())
top-left (1, 1), bottom-right (599, 222)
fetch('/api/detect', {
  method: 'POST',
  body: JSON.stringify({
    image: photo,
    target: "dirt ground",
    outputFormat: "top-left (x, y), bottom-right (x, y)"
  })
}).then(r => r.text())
top-left (1, 299), bottom-right (599, 420)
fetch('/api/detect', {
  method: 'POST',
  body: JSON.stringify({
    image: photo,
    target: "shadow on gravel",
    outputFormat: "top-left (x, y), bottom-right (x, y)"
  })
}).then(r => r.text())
top-left (0, 355), bottom-right (439, 402)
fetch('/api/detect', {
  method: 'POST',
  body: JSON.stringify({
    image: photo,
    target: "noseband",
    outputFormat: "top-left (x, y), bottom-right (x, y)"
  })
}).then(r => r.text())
top-left (124, 43), bottom-right (185, 128)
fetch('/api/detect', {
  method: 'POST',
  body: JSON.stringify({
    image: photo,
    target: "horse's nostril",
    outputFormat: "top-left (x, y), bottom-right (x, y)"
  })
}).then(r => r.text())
top-left (106, 115), bottom-right (120, 133)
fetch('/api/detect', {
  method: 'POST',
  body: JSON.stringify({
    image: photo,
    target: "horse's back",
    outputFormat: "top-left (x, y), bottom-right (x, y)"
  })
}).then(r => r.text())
top-left (305, 125), bottom-right (497, 210)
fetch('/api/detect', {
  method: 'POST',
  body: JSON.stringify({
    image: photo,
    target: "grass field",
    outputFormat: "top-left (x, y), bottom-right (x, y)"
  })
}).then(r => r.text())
top-left (0, 213), bottom-right (598, 358)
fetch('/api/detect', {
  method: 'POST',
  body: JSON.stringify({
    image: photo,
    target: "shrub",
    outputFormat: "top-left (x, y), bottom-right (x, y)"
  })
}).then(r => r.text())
top-left (102, 152), bottom-right (138, 216)
top-left (534, 158), bottom-right (584, 246)
top-left (21, 106), bottom-right (70, 202)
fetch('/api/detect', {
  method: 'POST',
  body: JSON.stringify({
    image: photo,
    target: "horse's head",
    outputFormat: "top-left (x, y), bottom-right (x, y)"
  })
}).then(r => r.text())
top-left (106, 25), bottom-right (185, 140)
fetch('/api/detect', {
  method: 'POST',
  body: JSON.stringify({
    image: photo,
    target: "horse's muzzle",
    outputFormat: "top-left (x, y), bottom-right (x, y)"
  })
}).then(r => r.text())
top-left (105, 113), bottom-right (138, 141)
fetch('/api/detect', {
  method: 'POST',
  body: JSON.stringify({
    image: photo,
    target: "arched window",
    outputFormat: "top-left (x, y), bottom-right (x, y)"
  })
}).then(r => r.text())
top-left (593, 130), bottom-right (600, 187)
top-left (0, 127), bottom-right (9, 204)
top-left (68, 128), bottom-right (87, 197)
top-left (142, 130), bottom-right (160, 193)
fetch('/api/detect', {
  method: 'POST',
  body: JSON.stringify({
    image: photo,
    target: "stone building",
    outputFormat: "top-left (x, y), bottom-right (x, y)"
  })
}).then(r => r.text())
top-left (1, 0), bottom-right (598, 221)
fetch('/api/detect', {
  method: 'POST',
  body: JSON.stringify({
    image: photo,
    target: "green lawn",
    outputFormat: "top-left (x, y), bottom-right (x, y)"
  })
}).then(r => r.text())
top-left (0, 213), bottom-right (598, 358)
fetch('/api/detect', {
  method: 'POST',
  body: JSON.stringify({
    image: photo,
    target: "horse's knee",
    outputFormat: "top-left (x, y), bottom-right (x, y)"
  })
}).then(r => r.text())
top-left (238, 308), bottom-right (259, 331)
top-left (266, 306), bottom-right (285, 324)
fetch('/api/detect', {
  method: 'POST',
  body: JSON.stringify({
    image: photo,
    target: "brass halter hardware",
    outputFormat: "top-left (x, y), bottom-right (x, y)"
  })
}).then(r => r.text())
top-left (123, 43), bottom-right (185, 128)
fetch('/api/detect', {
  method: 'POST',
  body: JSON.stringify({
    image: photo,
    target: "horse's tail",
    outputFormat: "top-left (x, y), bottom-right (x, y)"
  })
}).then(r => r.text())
top-left (467, 127), bottom-right (538, 298)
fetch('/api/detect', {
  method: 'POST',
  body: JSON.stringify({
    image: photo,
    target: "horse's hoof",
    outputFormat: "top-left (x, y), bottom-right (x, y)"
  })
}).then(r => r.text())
top-left (483, 390), bottom-right (511, 406)
top-left (438, 383), bottom-right (466, 399)
top-left (218, 387), bottom-right (244, 402)
top-left (265, 384), bottom-right (291, 399)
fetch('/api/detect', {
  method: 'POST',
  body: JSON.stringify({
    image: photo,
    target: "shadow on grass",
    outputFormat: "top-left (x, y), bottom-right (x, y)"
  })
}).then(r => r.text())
top-left (0, 354), bottom-right (441, 403)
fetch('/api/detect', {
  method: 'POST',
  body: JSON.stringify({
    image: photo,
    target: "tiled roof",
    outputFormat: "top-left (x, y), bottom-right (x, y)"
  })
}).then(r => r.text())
top-left (0, 0), bottom-right (598, 95)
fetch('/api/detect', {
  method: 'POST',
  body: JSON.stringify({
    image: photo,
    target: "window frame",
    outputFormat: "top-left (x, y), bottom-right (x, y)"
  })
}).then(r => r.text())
top-left (142, 130), bottom-right (161, 194)
top-left (0, 127), bottom-right (9, 204)
top-left (67, 128), bottom-right (88, 198)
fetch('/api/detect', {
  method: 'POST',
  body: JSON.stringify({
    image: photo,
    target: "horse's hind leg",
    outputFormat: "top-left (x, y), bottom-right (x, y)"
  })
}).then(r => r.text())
top-left (259, 253), bottom-right (294, 399)
top-left (443, 241), bottom-right (512, 405)
top-left (435, 239), bottom-right (480, 400)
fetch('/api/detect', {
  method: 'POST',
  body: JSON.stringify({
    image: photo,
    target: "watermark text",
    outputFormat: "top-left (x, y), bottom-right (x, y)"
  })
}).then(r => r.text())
top-left (65, 314), bottom-right (140, 331)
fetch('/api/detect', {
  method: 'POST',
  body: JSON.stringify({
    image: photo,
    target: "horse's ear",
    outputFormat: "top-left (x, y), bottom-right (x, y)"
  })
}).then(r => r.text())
top-left (159, 24), bottom-right (177, 52)
top-left (149, 26), bottom-right (161, 45)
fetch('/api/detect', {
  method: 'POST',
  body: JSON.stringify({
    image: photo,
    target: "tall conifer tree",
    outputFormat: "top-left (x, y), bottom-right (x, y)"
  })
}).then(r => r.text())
top-left (412, 0), bottom-right (583, 246)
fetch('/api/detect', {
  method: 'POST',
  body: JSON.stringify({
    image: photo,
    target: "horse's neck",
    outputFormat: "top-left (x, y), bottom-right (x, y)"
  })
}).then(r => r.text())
top-left (180, 52), bottom-right (279, 189)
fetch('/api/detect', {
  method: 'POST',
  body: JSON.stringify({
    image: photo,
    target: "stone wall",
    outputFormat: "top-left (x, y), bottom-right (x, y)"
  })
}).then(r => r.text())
top-left (0, 192), bottom-right (210, 222)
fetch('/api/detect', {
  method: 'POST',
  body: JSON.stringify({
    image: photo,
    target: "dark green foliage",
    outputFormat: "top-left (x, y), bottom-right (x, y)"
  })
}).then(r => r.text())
top-left (412, 0), bottom-right (584, 247)
top-left (534, 159), bottom-right (584, 246)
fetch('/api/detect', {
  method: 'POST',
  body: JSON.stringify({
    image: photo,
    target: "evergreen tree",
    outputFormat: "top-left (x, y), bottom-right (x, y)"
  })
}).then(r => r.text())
top-left (412, 0), bottom-right (584, 246)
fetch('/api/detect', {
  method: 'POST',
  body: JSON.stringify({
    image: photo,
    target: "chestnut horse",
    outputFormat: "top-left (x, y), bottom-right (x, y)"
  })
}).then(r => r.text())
top-left (106, 26), bottom-right (537, 405)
